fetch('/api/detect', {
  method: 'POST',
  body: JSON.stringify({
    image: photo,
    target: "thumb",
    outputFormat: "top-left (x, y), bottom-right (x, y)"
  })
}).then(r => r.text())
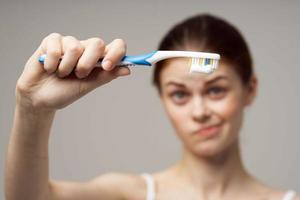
top-left (114, 66), bottom-right (131, 77)
top-left (77, 66), bottom-right (130, 93)
top-left (19, 46), bottom-right (46, 85)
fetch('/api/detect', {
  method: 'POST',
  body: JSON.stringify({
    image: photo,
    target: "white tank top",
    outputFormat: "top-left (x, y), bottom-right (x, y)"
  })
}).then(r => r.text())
top-left (141, 173), bottom-right (296, 200)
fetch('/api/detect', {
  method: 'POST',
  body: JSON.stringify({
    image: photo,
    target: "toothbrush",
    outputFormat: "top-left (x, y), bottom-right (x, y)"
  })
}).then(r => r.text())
top-left (38, 50), bottom-right (220, 74)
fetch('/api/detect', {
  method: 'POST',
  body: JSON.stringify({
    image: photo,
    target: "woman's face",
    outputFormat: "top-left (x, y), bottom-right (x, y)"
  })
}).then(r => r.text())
top-left (159, 58), bottom-right (256, 157)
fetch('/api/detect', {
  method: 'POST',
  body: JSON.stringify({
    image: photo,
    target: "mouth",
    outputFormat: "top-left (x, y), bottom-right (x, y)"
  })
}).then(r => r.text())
top-left (193, 124), bottom-right (222, 137)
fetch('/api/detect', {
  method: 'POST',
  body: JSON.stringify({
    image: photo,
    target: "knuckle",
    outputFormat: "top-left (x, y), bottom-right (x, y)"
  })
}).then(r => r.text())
top-left (114, 38), bottom-right (125, 44)
top-left (47, 49), bottom-right (62, 58)
top-left (41, 37), bottom-right (47, 46)
top-left (90, 38), bottom-right (105, 50)
top-left (42, 34), bottom-right (59, 48)
top-left (114, 38), bottom-right (126, 48)
top-left (64, 35), bottom-right (76, 40)
top-left (113, 38), bottom-right (126, 55)
top-left (63, 36), bottom-right (83, 54)
top-left (48, 32), bottom-right (62, 39)
top-left (68, 44), bottom-right (83, 54)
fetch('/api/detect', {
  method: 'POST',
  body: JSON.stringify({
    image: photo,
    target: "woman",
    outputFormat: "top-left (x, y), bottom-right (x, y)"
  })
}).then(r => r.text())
top-left (5, 14), bottom-right (299, 200)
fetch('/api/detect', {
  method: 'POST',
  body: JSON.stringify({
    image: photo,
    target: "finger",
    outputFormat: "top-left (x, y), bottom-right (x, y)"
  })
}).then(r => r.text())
top-left (102, 38), bottom-right (126, 71)
top-left (75, 38), bottom-right (105, 79)
top-left (92, 66), bottom-right (131, 86)
top-left (73, 65), bottom-right (131, 98)
top-left (114, 66), bottom-right (131, 77)
top-left (43, 33), bottom-right (63, 74)
top-left (57, 36), bottom-right (84, 77)
top-left (20, 46), bottom-right (46, 84)
top-left (78, 66), bottom-right (126, 92)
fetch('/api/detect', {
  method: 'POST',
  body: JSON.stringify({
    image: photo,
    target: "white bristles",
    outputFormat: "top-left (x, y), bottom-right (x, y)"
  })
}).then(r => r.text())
top-left (189, 57), bottom-right (219, 74)
top-left (147, 51), bottom-right (220, 74)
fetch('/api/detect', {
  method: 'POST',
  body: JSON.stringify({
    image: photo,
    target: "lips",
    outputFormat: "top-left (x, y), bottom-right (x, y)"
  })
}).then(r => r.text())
top-left (193, 124), bottom-right (221, 137)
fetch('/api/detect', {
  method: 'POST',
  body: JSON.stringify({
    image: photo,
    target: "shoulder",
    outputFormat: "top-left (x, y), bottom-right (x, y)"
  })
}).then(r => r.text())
top-left (90, 171), bottom-right (145, 188)
top-left (286, 191), bottom-right (300, 200)
top-left (89, 172), bottom-right (146, 199)
top-left (280, 191), bottom-right (300, 200)
top-left (293, 195), bottom-right (300, 200)
top-left (247, 177), bottom-right (299, 200)
top-left (265, 188), bottom-right (299, 200)
top-left (49, 172), bottom-right (145, 200)
top-left (294, 196), bottom-right (300, 200)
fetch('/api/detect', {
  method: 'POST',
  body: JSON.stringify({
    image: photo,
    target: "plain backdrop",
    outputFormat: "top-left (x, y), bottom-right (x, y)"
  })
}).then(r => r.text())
top-left (1, 0), bottom-right (300, 199)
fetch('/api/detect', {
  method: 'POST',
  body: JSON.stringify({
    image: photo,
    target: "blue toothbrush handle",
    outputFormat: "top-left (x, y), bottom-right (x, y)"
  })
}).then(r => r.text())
top-left (120, 51), bottom-right (156, 66)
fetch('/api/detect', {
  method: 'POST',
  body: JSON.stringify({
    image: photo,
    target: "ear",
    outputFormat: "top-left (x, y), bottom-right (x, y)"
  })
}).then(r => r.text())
top-left (244, 75), bottom-right (258, 106)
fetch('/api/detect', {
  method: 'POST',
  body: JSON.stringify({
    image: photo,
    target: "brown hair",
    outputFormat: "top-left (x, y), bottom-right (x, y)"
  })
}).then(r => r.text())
top-left (153, 14), bottom-right (253, 93)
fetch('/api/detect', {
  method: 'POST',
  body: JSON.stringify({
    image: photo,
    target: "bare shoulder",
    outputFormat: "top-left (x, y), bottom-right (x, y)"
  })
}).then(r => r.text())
top-left (247, 177), bottom-right (299, 200)
top-left (293, 195), bottom-right (300, 200)
top-left (263, 187), bottom-right (299, 200)
top-left (90, 172), bottom-right (146, 199)
top-left (50, 172), bottom-right (146, 200)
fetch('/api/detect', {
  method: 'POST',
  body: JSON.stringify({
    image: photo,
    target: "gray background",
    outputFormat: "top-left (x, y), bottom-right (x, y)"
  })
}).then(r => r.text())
top-left (1, 0), bottom-right (300, 199)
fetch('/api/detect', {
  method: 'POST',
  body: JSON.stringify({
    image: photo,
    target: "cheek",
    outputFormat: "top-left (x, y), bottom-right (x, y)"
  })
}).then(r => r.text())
top-left (163, 101), bottom-right (189, 136)
top-left (214, 97), bottom-right (242, 120)
top-left (193, 94), bottom-right (245, 155)
top-left (211, 91), bottom-right (245, 138)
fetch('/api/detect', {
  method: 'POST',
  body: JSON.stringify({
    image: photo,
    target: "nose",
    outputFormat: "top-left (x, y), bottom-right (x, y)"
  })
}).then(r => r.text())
top-left (191, 96), bottom-right (211, 122)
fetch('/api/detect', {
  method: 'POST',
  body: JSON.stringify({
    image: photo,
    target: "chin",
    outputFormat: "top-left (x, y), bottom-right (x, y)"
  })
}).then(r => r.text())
top-left (190, 136), bottom-right (237, 158)
top-left (193, 143), bottom-right (224, 157)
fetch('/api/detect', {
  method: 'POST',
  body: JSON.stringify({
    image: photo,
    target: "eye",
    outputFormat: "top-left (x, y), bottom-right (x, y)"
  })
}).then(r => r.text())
top-left (206, 86), bottom-right (227, 99)
top-left (170, 90), bottom-right (189, 103)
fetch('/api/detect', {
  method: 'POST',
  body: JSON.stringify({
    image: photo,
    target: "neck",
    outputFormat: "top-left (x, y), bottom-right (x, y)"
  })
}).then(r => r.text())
top-left (173, 141), bottom-right (251, 197)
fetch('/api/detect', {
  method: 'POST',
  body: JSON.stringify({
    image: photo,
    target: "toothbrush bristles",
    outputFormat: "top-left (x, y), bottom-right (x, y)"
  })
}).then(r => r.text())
top-left (189, 57), bottom-right (218, 74)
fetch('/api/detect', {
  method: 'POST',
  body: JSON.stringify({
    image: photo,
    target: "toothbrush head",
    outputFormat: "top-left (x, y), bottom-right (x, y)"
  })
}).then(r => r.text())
top-left (189, 57), bottom-right (219, 74)
top-left (145, 50), bottom-right (220, 74)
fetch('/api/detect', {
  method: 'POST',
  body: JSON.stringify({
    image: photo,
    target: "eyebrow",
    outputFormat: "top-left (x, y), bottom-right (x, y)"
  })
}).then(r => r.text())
top-left (206, 76), bottom-right (229, 85)
top-left (164, 75), bottom-right (229, 87)
top-left (165, 81), bottom-right (186, 87)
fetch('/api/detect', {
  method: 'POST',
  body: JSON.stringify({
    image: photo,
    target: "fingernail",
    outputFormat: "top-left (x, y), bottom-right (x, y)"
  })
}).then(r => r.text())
top-left (75, 70), bottom-right (87, 79)
top-left (117, 67), bottom-right (130, 76)
top-left (102, 60), bottom-right (112, 71)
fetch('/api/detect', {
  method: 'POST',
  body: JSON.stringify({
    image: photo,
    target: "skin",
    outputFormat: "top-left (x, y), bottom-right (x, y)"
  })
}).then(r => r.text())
top-left (149, 58), bottom-right (299, 200)
top-left (5, 34), bottom-right (299, 200)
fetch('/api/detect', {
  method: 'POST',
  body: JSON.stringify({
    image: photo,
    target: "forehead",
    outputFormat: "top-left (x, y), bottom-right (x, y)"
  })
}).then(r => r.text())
top-left (160, 57), bottom-right (239, 87)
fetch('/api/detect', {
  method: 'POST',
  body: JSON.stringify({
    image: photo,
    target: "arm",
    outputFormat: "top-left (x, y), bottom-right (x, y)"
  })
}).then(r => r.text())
top-left (5, 106), bottom-right (54, 200)
top-left (5, 33), bottom-right (131, 200)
